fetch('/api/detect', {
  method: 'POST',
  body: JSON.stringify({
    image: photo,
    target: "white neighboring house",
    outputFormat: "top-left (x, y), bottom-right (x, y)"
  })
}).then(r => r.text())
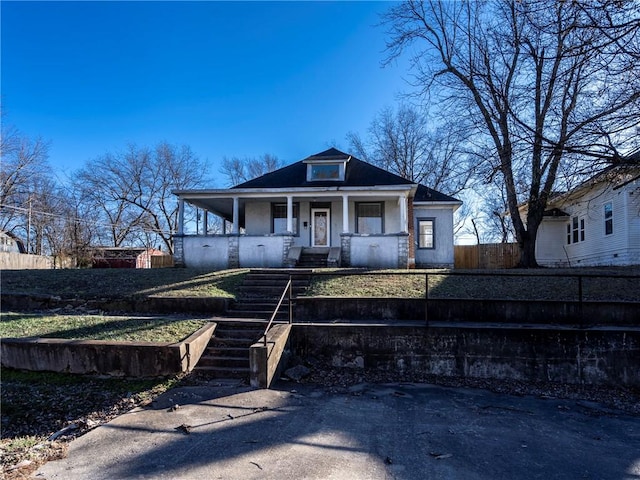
top-left (173, 148), bottom-right (462, 269)
top-left (0, 231), bottom-right (26, 254)
top-left (530, 155), bottom-right (640, 267)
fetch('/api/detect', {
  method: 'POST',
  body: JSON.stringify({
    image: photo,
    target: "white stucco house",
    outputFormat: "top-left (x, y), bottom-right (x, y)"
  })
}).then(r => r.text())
top-left (531, 154), bottom-right (640, 267)
top-left (173, 148), bottom-right (462, 269)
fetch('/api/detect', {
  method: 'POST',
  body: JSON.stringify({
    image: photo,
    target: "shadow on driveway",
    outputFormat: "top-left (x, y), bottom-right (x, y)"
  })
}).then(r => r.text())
top-left (37, 380), bottom-right (640, 480)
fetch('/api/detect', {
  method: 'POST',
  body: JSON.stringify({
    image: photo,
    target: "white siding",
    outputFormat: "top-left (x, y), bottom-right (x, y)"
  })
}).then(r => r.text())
top-left (535, 219), bottom-right (570, 267)
top-left (626, 185), bottom-right (640, 265)
top-left (537, 181), bottom-right (639, 267)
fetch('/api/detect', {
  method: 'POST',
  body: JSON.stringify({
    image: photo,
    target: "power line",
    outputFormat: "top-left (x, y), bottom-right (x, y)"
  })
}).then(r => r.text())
top-left (0, 203), bottom-right (174, 236)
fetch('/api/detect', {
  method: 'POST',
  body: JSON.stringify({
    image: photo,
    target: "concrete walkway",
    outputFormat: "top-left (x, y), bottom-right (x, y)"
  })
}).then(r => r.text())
top-left (36, 380), bottom-right (640, 480)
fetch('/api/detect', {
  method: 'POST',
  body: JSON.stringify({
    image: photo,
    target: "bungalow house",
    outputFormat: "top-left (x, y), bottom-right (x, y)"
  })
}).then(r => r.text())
top-left (529, 153), bottom-right (640, 267)
top-left (173, 148), bottom-right (462, 269)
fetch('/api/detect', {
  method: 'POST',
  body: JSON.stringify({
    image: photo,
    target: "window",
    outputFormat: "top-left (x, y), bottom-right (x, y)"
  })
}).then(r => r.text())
top-left (272, 203), bottom-right (299, 235)
top-left (567, 216), bottom-right (585, 244)
top-left (604, 202), bottom-right (613, 235)
top-left (310, 164), bottom-right (340, 180)
top-left (418, 219), bottom-right (435, 249)
top-left (356, 202), bottom-right (384, 234)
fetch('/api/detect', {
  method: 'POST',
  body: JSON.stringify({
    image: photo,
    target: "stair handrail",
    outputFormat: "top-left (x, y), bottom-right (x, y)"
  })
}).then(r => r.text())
top-left (262, 276), bottom-right (293, 347)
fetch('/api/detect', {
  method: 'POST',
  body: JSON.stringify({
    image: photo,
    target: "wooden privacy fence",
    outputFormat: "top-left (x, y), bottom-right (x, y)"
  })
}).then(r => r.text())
top-left (149, 255), bottom-right (175, 268)
top-left (454, 243), bottom-right (520, 269)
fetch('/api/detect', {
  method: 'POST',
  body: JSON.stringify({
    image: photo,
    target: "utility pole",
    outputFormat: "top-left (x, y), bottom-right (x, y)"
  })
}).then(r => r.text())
top-left (26, 196), bottom-right (32, 254)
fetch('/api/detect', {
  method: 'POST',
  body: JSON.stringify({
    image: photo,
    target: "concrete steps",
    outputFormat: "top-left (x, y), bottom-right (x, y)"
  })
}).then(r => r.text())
top-left (297, 249), bottom-right (329, 268)
top-left (195, 270), bottom-right (312, 380)
top-left (194, 320), bottom-right (266, 379)
top-left (227, 269), bottom-right (312, 320)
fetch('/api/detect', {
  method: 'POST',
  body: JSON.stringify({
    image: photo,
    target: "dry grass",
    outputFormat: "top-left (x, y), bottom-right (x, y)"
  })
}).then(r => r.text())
top-left (0, 313), bottom-right (206, 342)
top-left (306, 267), bottom-right (640, 301)
top-left (1, 268), bottom-right (248, 299)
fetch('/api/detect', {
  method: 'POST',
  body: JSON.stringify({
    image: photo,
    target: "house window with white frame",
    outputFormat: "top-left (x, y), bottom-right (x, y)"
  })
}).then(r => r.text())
top-left (604, 202), bottom-right (613, 235)
top-left (272, 203), bottom-right (299, 235)
top-left (356, 202), bottom-right (384, 234)
top-left (566, 215), bottom-right (585, 244)
top-left (418, 218), bottom-right (435, 249)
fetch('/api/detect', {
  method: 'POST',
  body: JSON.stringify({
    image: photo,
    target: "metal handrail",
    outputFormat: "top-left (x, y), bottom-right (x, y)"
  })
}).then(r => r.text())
top-left (262, 276), bottom-right (293, 346)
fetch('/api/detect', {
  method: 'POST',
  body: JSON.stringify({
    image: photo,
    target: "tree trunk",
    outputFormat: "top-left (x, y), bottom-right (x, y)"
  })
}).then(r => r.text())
top-left (516, 224), bottom-right (540, 268)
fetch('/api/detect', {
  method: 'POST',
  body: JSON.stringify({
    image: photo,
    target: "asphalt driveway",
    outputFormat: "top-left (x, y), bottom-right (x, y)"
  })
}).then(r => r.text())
top-left (36, 380), bottom-right (640, 480)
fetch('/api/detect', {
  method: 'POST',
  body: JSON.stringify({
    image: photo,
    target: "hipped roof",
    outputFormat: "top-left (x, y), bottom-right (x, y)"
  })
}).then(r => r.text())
top-left (233, 147), bottom-right (460, 203)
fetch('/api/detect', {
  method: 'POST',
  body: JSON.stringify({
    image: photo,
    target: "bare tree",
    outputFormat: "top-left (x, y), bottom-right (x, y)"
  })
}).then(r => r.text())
top-left (220, 154), bottom-right (283, 187)
top-left (75, 146), bottom-right (150, 247)
top-left (0, 124), bottom-right (51, 239)
top-left (75, 142), bottom-right (208, 253)
top-left (347, 104), bottom-right (473, 196)
top-left (383, 0), bottom-right (640, 266)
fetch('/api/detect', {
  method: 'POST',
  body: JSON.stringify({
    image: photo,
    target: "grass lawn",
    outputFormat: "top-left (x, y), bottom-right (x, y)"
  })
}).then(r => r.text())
top-left (306, 268), bottom-right (640, 301)
top-left (2, 266), bottom-right (639, 302)
top-left (0, 268), bottom-right (247, 299)
top-left (0, 313), bottom-right (207, 342)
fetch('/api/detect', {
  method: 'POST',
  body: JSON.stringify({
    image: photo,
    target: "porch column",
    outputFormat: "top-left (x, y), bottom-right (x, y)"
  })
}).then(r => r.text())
top-left (286, 195), bottom-right (293, 233)
top-left (399, 194), bottom-right (408, 233)
top-left (342, 194), bottom-right (349, 233)
top-left (177, 198), bottom-right (185, 235)
top-left (232, 197), bottom-right (239, 234)
top-left (202, 210), bottom-right (208, 235)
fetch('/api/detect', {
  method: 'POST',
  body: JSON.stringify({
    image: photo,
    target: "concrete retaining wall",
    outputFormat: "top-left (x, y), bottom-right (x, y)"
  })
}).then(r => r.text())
top-left (290, 324), bottom-right (640, 387)
top-left (294, 297), bottom-right (640, 326)
top-left (1, 294), bottom-right (230, 315)
top-left (0, 322), bottom-right (216, 377)
top-left (250, 323), bottom-right (291, 388)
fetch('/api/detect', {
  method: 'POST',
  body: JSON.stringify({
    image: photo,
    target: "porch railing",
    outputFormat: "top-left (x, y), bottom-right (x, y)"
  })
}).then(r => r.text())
top-left (262, 276), bottom-right (293, 346)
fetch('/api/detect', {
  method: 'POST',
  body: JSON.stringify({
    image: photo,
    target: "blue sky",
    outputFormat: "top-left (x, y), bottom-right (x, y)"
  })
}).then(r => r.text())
top-left (2, 1), bottom-right (409, 184)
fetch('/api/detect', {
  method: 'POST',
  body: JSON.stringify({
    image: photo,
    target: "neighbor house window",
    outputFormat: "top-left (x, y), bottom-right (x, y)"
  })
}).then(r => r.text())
top-left (418, 218), bottom-right (435, 249)
top-left (604, 202), bottom-right (613, 235)
top-left (567, 216), bottom-right (585, 244)
top-left (356, 202), bottom-right (384, 234)
top-left (272, 203), bottom-right (299, 235)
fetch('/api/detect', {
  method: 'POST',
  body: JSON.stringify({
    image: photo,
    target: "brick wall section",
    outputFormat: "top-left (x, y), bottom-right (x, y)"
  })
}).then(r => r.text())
top-left (282, 235), bottom-right (294, 266)
top-left (228, 235), bottom-right (239, 268)
top-left (173, 236), bottom-right (185, 267)
top-left (397, 233), bottom-right (409, 268)
top-left (340, 234), bottom-right (352, 267)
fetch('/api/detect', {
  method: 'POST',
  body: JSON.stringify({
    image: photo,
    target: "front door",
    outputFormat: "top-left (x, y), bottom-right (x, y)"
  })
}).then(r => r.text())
top-left (311, 208), bottom-right (330, 247)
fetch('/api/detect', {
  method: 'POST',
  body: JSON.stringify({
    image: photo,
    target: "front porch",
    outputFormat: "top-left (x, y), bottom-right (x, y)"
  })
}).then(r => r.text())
top-left (173, 232), bottom-right (410, 269)
top-left (173, 187), bottom-right (414, 270)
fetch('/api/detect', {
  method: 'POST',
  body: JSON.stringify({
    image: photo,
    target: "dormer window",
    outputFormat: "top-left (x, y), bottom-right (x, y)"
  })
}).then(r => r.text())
top-left (310, 164), bottom-right (341, 181)
top-left (304, 153), bottom-right (349, 182)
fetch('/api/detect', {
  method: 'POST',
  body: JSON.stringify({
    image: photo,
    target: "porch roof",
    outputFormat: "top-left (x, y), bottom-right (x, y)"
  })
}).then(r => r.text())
top-left (174, 185), bottom-right (417, 225)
